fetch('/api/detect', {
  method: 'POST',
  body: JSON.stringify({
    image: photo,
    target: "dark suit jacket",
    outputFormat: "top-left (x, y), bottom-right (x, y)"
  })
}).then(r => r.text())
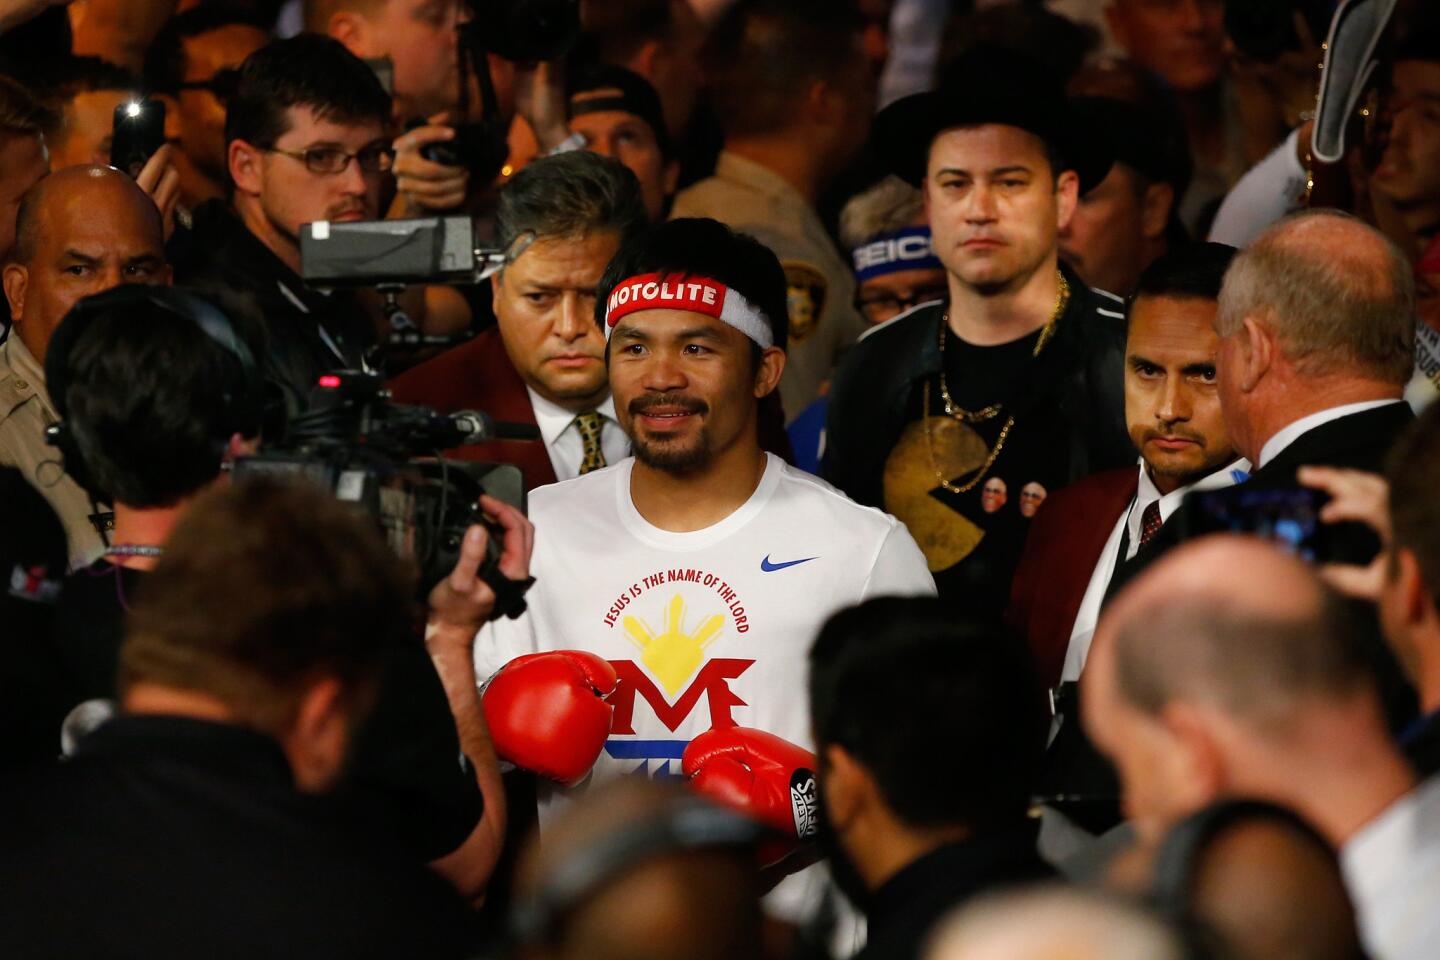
top-left (1007, 467), bottom-right (1138, 695)
top-left (1112, 403), bottom-right (1415, 599)
top-left (1114, 402), bottom-right (1419, 731)
top-left (388, 329), bottom-right (558, 491)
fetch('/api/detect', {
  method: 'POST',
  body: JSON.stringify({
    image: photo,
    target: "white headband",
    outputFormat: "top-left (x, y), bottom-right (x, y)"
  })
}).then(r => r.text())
top-left (604, 272), bottom-right (775, 350)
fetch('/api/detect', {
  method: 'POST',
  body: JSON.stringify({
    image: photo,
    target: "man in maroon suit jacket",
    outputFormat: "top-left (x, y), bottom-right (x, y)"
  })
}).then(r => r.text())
top-left (1006, 244), bottom-right (1245, 840)
top-left (391, 151), bottom-right (649, 492)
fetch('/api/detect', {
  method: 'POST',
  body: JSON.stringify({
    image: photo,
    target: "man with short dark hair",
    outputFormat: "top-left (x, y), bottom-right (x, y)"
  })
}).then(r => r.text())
top-left (671, 0), bottom-right (876, 420)
top-left (30, 55), bottom-right (137, 169)
top-left (478, 216), bottom-right (933, 924)
top-left (1007, 243), bottom-right (1243, 848)
top-left (1, 166), bottom-right (169, 567)
top-left (824, 47), bottom-right (1132, 622)
top-left (0, 479), bottom-right (482, 958)
top-left (390, 150), bottom-right (649, 490)
top-left (39, 283), bottom-right (519, 901)
top-left (809, 596), bottom-right (1050, 960)
top-left (142, 3), bottom-right (271, 208)
top-left (174, 34), bottom-right (390, 405)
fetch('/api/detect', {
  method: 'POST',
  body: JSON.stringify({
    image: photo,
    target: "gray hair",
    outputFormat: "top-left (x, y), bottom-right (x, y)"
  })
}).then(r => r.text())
top-left (839, 176), bottom-right (925, 251)
top-left (494, 150), bottom-right (649, 259)
top-left (1215, 209), bottom-right (1415, 385)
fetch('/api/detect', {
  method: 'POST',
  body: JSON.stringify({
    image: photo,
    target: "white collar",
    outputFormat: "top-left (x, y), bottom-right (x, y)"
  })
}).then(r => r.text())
top-left (1257, 400), bottom-right (1405, 470)
top-left (1127, 456), bottom-right (1251, 547)
top-left (525, 386), bottom-right (617, 448)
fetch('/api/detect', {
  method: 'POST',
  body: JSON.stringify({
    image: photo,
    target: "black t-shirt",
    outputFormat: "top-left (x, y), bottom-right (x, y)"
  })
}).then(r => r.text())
top-left (0, 715), bottom-right (477, 959)
top-left (50, 562), bottom-right (482, 862)
top-left (884, 324), bottom-right (1074, 620)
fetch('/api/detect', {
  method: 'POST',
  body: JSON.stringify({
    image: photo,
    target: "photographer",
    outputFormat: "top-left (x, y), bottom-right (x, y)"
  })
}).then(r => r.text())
top-left (1, 478), bottom-right (483, 958)
top-left (172, 34), bottom-right (386, 405)
top-left (45, 284), bottom-right (529, 902)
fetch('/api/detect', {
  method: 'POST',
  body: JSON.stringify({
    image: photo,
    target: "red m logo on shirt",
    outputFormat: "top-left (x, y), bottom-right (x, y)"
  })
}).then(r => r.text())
top-left (608, 658), bottom-right (755, 734)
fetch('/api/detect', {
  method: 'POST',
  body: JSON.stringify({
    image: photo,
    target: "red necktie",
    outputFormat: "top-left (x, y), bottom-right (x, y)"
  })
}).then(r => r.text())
top-left (1138, 500), bottom-right (1163, 548)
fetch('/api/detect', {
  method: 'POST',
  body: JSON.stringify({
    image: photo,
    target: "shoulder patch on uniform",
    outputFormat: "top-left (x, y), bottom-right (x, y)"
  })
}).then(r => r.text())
top-left (781, 260), bottom-right (827, 343)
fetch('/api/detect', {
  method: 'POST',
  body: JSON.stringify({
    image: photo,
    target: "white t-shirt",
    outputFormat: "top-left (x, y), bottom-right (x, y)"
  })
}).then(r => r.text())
top-left (479, 453), bottom-right (935, 777)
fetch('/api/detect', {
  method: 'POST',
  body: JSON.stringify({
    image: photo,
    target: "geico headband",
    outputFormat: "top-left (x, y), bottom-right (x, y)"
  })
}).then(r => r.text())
top-left (852, 226), bottom-right (941, 282)
top-left (604, 272), bottom-right (774, 349)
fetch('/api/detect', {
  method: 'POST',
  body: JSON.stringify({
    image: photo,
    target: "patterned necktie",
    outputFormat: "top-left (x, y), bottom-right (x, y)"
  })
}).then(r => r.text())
top-left (574, 411), bottom-right (607, 475)
top-left (1138, 499), bottom-right (1164, 548)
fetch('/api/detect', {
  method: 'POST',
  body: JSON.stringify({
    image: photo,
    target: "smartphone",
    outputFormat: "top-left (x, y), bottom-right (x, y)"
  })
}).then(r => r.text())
top-left (110, 98), bottom-right (166, 178)
top-left (1188, 486), bottom-right (1335, 564)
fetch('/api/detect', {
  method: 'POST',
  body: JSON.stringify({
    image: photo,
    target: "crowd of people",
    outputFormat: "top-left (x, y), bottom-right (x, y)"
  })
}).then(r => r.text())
top-left (1, 0), bottom-right (1439, 957)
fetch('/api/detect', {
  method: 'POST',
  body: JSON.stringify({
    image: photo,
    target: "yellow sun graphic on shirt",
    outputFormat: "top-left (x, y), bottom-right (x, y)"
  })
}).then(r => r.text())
top-left (623, 594), bottom-right (726, 695)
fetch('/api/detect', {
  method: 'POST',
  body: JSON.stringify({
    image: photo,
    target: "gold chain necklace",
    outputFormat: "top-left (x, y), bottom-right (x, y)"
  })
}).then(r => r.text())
top-left (925, 271), bottom-right (1070, 495)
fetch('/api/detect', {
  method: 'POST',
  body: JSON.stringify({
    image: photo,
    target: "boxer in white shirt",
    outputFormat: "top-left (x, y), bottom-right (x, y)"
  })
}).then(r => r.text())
top-left (478, 218), bottom-right (934, 931)
top-left (480, 217), bottom-right (933, 781)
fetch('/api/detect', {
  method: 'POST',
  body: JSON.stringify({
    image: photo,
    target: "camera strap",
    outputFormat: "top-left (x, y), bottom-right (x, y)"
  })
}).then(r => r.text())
top-left (485, 570), bottom-right (537, 620)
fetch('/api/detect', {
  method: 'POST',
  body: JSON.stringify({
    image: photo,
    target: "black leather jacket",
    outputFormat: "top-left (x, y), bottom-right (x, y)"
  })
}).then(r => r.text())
top-left (822, 272), bottom-right (1134, 508)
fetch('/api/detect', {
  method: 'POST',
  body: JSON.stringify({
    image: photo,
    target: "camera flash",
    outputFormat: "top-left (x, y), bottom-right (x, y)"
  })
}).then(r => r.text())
top-left (125, 101), bottom-right (143, 118)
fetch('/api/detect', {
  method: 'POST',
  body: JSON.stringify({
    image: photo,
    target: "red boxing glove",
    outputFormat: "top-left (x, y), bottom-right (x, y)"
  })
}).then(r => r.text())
top-left (482, 651), bottom-right (618, 787)
top-left (682, 727), bottom-right (820, 848)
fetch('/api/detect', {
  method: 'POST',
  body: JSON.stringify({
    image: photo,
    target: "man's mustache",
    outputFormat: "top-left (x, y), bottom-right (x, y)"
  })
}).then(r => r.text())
top-left (629, 393), bottom-right (709, 416)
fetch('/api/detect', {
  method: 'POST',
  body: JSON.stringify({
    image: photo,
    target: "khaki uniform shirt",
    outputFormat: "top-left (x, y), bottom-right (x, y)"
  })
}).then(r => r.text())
top-left (671, 152), bottom-right (866, 421)
top-left (0, 336), bottom-right (107, 568)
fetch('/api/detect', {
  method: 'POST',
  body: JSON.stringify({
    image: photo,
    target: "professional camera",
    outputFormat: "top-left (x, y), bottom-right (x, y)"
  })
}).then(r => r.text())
top-left (232, 370), bottom-right (531, 596)
top-left (419, 0), bottom-right (581, 176)
top-left (300, 215), bottom-right (513, 363)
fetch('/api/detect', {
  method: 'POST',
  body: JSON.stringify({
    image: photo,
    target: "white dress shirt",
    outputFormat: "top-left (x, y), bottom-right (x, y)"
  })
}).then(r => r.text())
top-left (1058, 457), bottom-right (1251, 688)
top-left (1256, 400), bottom-right (1406, 471)
top-left (524, 387), bottom-right (630, 483)
top-left (1341, 774), bottom-right (1440, 960)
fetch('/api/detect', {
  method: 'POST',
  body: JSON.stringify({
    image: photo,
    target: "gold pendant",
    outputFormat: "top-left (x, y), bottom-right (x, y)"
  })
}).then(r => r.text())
top-left (884, 416), bottom-right (988, 572)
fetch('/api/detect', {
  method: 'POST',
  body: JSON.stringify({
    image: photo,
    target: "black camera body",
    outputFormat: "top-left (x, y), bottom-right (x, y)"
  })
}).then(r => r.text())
top-left (413, 0), bottom-right (580, 179)
top-left (232, 371), bottom-right (526, 592)
top-left (467, 0), bottom-right (580, 63)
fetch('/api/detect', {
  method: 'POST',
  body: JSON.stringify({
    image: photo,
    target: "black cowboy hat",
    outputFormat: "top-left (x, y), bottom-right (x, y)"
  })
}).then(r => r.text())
top-left (874, 46), bottom-right (1114, 193)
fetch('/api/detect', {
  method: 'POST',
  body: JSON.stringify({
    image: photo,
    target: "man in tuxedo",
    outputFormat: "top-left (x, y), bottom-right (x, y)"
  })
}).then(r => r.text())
top-left (389, 151), bottom-right (648, 490)
top-left (1007, 242), bottom-right (1245, 851)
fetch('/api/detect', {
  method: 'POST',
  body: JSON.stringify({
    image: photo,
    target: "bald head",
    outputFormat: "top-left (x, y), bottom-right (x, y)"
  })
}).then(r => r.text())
top-left (1099, 536), bottom-right (1369, 728)
top-left (3, 166), bottom-right (168, 365)
top-left (928, 886), bottom-right (1186, 960)
top-left (1215, 210), bottom-right (1415, 387)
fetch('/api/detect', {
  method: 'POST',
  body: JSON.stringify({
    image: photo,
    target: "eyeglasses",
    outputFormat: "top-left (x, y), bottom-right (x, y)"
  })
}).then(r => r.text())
top-left (855, 286), bottom-right (948, 324)
top-left (265, 144), bottom-right (396, 176)
top-left (176, 67), bottom-right (240, 102)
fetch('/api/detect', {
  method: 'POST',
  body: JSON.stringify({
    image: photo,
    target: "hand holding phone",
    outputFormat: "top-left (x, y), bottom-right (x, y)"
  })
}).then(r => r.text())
top-left (110, 98), bottom-right (167, 178)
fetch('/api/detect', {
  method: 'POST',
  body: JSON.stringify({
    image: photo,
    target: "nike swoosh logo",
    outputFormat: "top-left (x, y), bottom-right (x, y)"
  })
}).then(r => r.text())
top-left (760, 555), bottom-right (818, 573)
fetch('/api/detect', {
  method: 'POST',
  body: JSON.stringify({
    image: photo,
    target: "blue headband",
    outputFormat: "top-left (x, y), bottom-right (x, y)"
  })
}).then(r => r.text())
top-left (852, 226), bottom-right (942, 282)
